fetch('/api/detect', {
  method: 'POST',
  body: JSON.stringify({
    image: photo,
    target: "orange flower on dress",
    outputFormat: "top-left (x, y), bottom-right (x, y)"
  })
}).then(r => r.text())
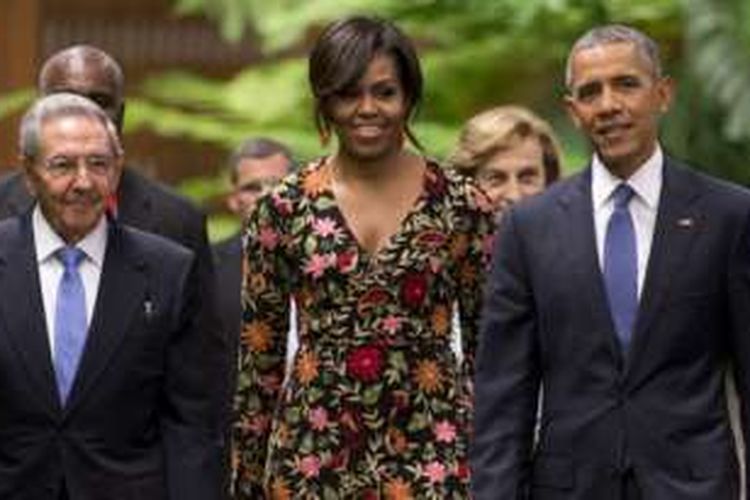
top-left (242, 320), bottom-right (273, 353)
top-left (386, 427), bottom-right (408, 454)
top-left (295, 350), bottom-right (320, 385)
top-left (270, 477), bottom-right (292, 500)
top-left (302, 164), bottom-right (332, 197)
top-left (247, 271), bottom-right (267, 294)
top-left (385, 478), bottom-right (414, 500)
top-left (413, 360), bottom-right (443, 394)
top-left (274, 422), bottom-right (290, 447)
top-left (431, 305), bottom-right (450, 337)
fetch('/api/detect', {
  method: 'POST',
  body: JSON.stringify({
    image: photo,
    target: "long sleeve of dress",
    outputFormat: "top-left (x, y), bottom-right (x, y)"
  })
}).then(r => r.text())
top-left (456, 182), bottom-right (495, 383)
top-left (232, 190), bottom-right (293, 498)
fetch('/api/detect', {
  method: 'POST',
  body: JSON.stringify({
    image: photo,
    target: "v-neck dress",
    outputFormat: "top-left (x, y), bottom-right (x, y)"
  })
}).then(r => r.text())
top-left (233, 158), bottom-right (494, 499)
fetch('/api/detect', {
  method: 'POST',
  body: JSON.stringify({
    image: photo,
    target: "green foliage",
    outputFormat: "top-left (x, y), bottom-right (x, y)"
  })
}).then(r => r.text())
top-left (5, 0), bottom-right (750, 237)
top-left (684, 0), bottom-right (750, 142)
top-left (0, 89), bottom-right (33, 121)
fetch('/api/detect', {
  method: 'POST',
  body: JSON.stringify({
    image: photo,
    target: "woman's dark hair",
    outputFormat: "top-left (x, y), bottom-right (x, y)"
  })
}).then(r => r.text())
top-left (308, 16), bottom-right (423, 149)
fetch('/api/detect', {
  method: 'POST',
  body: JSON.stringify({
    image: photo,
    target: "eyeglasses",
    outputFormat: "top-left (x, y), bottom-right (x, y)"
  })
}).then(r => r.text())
top-left (42, 154), bottom-right (117, 178)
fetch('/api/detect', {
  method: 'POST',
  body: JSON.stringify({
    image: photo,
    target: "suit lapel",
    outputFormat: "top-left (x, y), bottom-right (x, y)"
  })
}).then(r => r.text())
top-left (64, 221), bottom-right (148, 413)
top-left (625, 159), bottom-right (702, 377)
top-left (556, 170), bottom-right (624, 366)
top-left (0, 215), bottom-right (61, 413)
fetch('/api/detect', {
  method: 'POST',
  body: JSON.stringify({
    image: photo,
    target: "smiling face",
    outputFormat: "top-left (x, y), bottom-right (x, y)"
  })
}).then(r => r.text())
top-left (326, 53), bottom-right (409, 164)
top-left (565, 41), bottom-right (673, 178)
top-left (25, 114), bottom-right (122, 243)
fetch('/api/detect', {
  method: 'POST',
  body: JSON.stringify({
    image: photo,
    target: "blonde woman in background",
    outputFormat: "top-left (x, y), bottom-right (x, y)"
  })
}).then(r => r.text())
top-left (449, 105), bottom-right (563, 218)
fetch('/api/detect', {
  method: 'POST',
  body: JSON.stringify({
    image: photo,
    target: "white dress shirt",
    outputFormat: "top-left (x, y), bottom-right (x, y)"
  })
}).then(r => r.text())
top-left (591, 146), bottom-right (663, 297)
top-left (33, 206), bottom-right (107, 357)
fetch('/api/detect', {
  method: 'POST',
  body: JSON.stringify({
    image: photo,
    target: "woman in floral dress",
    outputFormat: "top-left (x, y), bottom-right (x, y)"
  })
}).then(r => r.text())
top-left (233, 16), bottom-right (494, 499)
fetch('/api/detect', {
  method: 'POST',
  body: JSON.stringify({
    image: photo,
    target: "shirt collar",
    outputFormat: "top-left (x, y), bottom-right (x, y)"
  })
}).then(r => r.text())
top-left (33, 204), bottom-right (108, 267)
top-left (592, 144), bottom-right (663, 210)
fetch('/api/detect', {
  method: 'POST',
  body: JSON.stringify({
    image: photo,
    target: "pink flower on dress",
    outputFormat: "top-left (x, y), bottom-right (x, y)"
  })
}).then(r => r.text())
top-left (312, 216), bottom-right (341, 239)
top-left (298, 455), bottom-right (321, 478)
top-left (272, 192), bottom-right (292, 215)
top-left (257, 225), bottom-right (279, 250)
top-left (381, 315), bottom-right (403, 335)
top-left (433, 420), bottom-right (457, 443)
top-left (304, 253), bottom-right (330, 278)
top-left (308, 407), bottom-right (329, 431)
top-left (422, 461), bottom-right (447, 484)
top-left (247, 414), bottom-right (271, 435)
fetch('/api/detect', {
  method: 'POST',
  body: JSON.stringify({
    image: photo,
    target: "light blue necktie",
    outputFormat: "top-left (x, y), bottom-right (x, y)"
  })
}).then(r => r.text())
top-left (604, 184), bottom-right (638, 351)
top-left (54, 246), bottom-right (87, 404)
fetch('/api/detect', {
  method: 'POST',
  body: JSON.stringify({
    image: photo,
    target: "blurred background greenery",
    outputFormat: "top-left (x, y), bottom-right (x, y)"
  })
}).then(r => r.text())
top-left (2, 0), bottom-right (750, 240)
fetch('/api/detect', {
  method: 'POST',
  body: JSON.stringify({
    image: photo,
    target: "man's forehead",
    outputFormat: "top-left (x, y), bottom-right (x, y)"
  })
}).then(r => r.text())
top-left (41, 114), bottom-right (108, 138)
top-left (570, 42), bottom-right (652, 83)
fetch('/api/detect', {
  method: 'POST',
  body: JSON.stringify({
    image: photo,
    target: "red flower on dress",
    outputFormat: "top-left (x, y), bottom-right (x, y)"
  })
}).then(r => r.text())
top-left (456, 460), bottom-right (471, 481)
top-left (415, 230), bottom-right (447, 249)
top-left (336, 249), bottom-right (358, 273)
top-left (400, 272), bottom-right (428, 308)
top-left (346, 345), bottom-right (384, 382)
top-left (362, 490), bottom-right (379, 500)
top-left (357, 287), bottom-right (392, 313)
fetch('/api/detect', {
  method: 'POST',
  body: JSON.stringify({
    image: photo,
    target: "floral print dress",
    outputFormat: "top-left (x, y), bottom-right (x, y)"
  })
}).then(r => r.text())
top-left (233, 158), bottom-right (494, 499)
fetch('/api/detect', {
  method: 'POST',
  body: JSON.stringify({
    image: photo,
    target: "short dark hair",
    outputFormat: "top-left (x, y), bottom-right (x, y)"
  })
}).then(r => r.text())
top-left (228, 137), bottom-right (294, 184)
top-left (565, 24), bottom-right (662, 89)
top-left (39, 45), bottom-right (125, 102)
top-left (308, 16), bottom-right (423, 149)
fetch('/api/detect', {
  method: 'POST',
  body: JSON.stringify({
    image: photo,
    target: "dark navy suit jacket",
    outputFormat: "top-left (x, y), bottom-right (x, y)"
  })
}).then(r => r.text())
top-left (0, 214), bottom-right (223, 499)
top-left (472, 157), bottom-right (750, 499)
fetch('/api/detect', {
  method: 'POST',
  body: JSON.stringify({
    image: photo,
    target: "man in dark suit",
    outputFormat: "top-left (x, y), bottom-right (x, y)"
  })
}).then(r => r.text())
top-left (213, 137), bottom-right (294, 349)
top-left (0, 45), bottom-right (229, 471)
top-left (471, 24), bottom-right (750, 499)
top-left (212, 138), bottom-right (293, 492)
top-left (0, 93), bottom-right (221, 499)
top-left (0, 45), bottom-right (213, 300)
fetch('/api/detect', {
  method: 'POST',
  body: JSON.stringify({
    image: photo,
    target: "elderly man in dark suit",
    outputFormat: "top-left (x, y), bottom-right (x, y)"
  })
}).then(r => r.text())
top-left (0, 93), bottom-right (221, 499)
top-left (471, 24), bottom-right (750, 499)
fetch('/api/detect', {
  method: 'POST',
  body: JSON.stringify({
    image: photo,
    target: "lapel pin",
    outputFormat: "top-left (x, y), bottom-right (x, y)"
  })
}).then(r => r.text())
top-left (676, 217), bottom-right (694, 228)
top-left (144, 300), bottom-right (154, 319)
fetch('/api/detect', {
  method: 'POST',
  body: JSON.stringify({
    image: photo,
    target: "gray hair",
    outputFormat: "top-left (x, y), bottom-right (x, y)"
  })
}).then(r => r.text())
top-left (565, 24), bottom-right (663, 90)
top-left (228, 137), bottom-right (294, 184)
top-left (19, 93), bottom-right (122, 161)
